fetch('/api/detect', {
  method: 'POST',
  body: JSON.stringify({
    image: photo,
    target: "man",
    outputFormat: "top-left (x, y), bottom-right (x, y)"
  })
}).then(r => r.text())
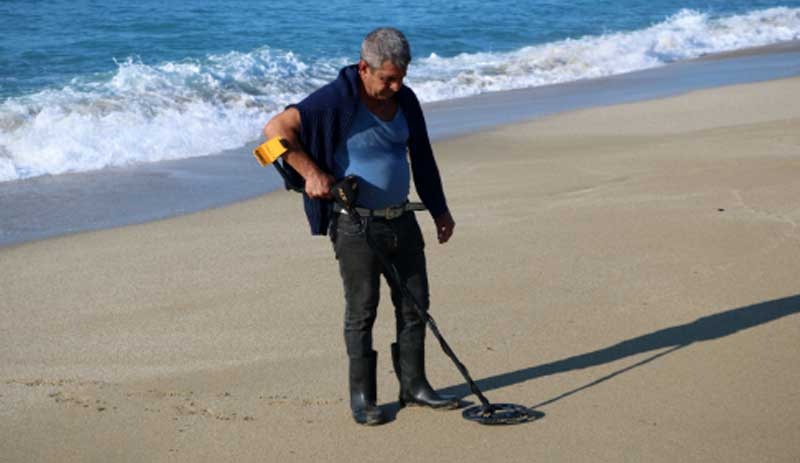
top-left (263, 27), bottom-right (457, 426)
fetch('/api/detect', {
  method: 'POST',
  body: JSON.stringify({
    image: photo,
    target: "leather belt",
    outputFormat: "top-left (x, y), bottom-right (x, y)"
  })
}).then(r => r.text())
top-left (333, 202), bottom-right (426, 220)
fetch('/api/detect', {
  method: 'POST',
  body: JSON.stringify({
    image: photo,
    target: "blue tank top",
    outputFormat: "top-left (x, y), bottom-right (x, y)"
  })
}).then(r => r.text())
top-left (333, 101), bottom-right (410, 209)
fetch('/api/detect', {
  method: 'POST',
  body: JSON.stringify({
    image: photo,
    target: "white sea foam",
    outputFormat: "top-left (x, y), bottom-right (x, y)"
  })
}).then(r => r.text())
top-left (0, 49), bottom-right (346, 182)
top-left (408, 7), bottom-right (800, 100)
top-left (1, 7), bottom-right (798, 182)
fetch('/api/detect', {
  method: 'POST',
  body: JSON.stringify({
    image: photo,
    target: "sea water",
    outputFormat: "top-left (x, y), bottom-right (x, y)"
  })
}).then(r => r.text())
top-left (2, 0), bottom-right (800, 182)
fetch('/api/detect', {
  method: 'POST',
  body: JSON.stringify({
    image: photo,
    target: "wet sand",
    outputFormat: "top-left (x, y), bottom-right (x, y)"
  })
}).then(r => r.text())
top-left (1, 77), bottom-right (799, 462)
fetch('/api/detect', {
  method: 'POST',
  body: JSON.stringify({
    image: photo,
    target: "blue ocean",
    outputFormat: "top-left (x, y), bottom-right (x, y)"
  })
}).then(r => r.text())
top-left (2, 0), bottom-right (800, 183)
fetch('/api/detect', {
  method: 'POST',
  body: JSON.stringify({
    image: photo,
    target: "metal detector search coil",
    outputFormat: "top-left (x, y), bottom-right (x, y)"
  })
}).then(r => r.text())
top-left (463, 403), bottom-right (544, 425)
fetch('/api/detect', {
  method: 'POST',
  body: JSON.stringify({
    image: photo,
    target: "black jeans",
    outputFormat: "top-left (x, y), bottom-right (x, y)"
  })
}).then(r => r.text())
top-left (330, 211), bottom-right (429, 359)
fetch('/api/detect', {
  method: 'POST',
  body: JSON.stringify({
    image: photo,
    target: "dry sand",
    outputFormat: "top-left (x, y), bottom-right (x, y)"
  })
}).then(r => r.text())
top-left (2, 77), bottom-right (799, 462)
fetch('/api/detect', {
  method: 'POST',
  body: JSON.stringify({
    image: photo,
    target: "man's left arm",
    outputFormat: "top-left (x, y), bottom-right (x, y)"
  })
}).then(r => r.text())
top-left (403, 89), bottom-right (455, 244)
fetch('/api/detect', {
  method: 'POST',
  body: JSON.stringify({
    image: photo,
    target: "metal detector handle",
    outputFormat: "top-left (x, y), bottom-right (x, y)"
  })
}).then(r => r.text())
top-left (253, 137), bottom-right (305, 193)
top-left (272, 161), bottom-right (305, 193)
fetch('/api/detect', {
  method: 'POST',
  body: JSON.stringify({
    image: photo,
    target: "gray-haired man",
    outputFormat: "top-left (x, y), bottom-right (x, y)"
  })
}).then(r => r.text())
top-left (263, 27), bottom-right (457, 425)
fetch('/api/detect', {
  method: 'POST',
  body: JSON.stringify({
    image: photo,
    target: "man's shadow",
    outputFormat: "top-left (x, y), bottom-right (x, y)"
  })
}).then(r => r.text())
top-left (384, 294), bottom-right (800, 420)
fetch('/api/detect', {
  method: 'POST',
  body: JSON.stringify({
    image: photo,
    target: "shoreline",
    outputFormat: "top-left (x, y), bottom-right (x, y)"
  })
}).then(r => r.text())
top-left (2, 40), bottom-right (800, 248)
top-left (2, 73), bottom-right (798, 462)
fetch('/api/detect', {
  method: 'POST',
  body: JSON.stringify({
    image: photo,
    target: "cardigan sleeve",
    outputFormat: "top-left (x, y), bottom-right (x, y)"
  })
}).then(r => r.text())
top-left (403, 88), bottom-right (449, 219)
top-left (283, 77), bottom-right (350, 236)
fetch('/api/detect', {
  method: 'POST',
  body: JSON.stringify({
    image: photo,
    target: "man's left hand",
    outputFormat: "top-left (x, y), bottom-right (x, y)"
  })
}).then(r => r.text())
top-left (434, 211), bottom-right (455, 244)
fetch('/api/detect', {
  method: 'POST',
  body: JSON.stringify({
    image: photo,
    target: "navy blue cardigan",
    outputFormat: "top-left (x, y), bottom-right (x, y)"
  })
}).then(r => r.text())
top-left (286, 64), bottom-right (448, 235)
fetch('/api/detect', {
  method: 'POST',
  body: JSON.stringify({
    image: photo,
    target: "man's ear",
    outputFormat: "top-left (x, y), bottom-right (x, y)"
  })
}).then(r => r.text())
top-left (357, 59), bottom-right (369, 74)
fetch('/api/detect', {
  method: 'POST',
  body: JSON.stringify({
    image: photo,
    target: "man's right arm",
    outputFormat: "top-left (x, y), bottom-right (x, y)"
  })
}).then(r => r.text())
top-left (263, 108), bottom-right (333, 199)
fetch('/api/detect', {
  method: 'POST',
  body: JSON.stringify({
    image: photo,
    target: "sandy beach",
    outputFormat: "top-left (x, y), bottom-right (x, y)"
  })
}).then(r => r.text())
top-left (2, 76), bottom-right (799, 462)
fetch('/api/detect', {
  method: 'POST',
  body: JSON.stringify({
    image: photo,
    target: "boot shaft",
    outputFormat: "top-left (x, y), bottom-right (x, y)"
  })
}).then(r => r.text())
top-left (391, 342), bottom-right (428, 391)
top-left (349, 350), bottom-right (378, 404)
top-left (391, 342), bottom-right (459, 410)
top-left (348, 350), bottom-right (385, 425)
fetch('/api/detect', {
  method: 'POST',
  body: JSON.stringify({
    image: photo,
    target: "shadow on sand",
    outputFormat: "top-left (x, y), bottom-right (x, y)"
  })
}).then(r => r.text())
top-left (433, 294), bottom-right (800, 411)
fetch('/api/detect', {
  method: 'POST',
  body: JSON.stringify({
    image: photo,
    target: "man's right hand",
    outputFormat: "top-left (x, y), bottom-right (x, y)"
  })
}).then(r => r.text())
top-left (304, 170), bottom-right (335, 199)
top-left (264, 108), bottom-right (332, 199)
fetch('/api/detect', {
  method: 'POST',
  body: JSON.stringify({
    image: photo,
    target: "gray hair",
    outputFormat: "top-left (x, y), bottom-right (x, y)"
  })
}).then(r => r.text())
top-left (360, 27), bottom-right (411, 70)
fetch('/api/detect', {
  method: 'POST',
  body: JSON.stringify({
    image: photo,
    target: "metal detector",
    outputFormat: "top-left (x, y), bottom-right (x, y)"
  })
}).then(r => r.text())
top-left (254, 137), bottom-right (543, 425)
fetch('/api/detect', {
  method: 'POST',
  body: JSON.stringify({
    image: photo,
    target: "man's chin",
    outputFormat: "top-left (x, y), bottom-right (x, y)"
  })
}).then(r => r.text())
top-left (365, 90), bottom-right (395, 101)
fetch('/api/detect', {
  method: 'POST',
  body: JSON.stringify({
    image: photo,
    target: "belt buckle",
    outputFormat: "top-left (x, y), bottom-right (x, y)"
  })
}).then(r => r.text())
top-left (385, 206), bottom-right (403, 220)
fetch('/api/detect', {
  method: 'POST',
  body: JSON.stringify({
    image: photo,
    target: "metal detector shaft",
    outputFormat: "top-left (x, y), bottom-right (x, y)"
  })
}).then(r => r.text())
top-left (355, 216), bottom-right (493, 410)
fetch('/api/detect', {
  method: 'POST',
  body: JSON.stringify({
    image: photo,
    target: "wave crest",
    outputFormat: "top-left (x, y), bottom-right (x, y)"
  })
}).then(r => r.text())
top-left (408, 8), bottom-right (800, 100)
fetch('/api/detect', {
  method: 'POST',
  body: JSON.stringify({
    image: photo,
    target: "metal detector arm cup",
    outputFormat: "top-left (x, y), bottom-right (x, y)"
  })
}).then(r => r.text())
top-left (253, 136), bottom-right (288, 166)
top-left (253, 137), bottom-right (304, 192)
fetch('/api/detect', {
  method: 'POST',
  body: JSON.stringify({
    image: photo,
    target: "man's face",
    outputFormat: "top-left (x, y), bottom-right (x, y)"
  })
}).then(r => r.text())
top-left (358, 60), bottom-right (406, 100)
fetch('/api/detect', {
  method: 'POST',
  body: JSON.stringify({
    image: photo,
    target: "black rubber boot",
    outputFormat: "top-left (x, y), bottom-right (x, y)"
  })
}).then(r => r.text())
top-left (391, 342), bottom-right (459, 410)
top-left (349, 351), bottom-right (385, 425)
